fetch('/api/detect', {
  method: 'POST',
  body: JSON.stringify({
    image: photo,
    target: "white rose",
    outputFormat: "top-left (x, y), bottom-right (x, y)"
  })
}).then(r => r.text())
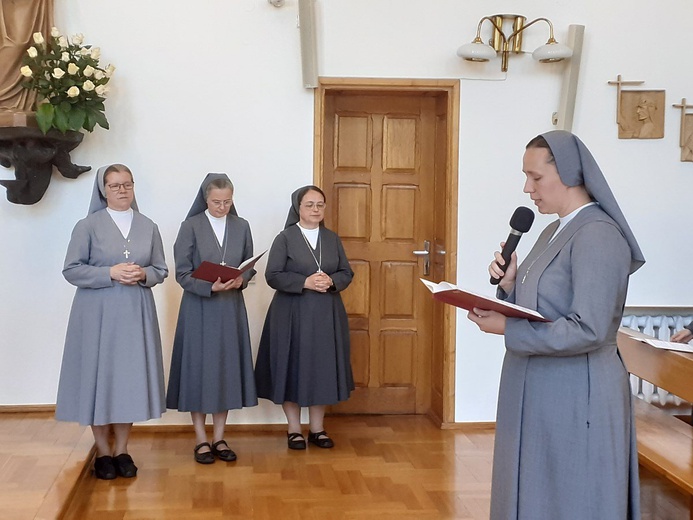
top-left (67, 63), bottom-right (79, 75)
top-left (80, 47), bottom-right (91, 57)
top-left (72, 33), bottom-right (84, 46)
top-left (93, 70), bottom-right (105, 80)
top-left (90, 47), bottom-right (101, 60)
top-left (95, 84), bottom-right (107, 96)
top-left (20, 66), bottom-right (33, 78)
top-left (52, 67), bottom-right (65, 79)
top-left (67, 86), bottom-right (80, 98)
top-left (105, 64), bottom-right (116, 78)
top-left (51, 27), bottom-right (61, 38)
top-left (27, 47), bottom-right (38, 58)
top-left (32, 32), bottom-right (44, 44)
top-left (61, 52), bottom-right (70, 62)
top-left (83, 65), bottom-right (95, 77)
top-left (58, 36), bottom-right (68, 48)
top-left (83, 80), bottom-right (95, 92)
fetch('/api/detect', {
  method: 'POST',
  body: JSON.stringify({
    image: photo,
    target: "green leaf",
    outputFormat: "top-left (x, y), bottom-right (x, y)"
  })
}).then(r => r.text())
top-left (59, 100), bottom-right (71, 112)
top-left (68, 106), bottom-right (86, 131)
top-left (87, 109), bottom-right (109, 130)
top-left (84, 111), bottom-right (97, 132)
top-left (54, 106), bottom-right (69, 133)
top-left (35, 103), bottom-right (54, 134)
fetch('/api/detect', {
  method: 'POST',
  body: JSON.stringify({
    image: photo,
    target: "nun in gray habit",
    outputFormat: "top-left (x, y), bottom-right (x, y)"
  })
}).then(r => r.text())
top-left (469, 130), bottom-right (645, 520)
top-left (56, 164), bottom-right (168, 478)
top-left (254, 186), bottom-right (354, 449)
top-left (166, 173), bottom-right (257, 463)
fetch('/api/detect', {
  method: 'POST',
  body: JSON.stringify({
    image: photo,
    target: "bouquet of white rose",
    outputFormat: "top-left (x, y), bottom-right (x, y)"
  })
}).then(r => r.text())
top-left (19, 27), bottom-right (115, 134)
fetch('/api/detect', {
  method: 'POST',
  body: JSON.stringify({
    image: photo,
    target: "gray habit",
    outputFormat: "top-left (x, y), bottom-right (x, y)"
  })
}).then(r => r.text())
top-left (56, 210), bottom-right (168, 426)
top-left (166, 212), bottom-right (258, 413)
top-left (254, 225), bottom-right (354, 406)
top-left (492, 205), bottom-right (640, 520)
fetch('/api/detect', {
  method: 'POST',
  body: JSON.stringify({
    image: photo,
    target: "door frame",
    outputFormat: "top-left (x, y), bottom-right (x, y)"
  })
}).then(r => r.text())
top-left (313, 77), bottom-right (459, 426)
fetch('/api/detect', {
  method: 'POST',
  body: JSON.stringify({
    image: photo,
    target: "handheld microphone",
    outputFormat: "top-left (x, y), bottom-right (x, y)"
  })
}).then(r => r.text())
top-left (490, 206), bottom-right (535, 285)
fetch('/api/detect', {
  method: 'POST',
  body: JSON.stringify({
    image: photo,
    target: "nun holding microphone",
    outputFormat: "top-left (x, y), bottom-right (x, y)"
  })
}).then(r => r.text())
top-left (468, 131), bottom-right (645, 520)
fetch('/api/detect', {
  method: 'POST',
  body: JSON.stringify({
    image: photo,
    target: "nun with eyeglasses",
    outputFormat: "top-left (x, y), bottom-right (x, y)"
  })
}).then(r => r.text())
top-left (254, 185), bottom-right (354, 451)
top-left (56, 163), bottom-right (168, 480)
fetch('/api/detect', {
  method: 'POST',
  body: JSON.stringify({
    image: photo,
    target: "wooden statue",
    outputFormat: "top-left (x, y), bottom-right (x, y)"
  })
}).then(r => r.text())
top-left (0, 0), bottom-right (54, 114)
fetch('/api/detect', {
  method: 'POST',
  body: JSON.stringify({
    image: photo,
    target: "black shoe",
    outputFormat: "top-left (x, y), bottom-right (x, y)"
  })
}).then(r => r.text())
top-left (308, 430), bottom-right (334, 449)
top-left (113, 453), bottom-right (138, 478)
top-left (94, 455), bottom-right (117, 480)
top-left (211, 440), bottom-right (237, 462)
top-left (194, 442), bottom-right (215, 464)
top-left (287, 432), bottom-right (306, 450)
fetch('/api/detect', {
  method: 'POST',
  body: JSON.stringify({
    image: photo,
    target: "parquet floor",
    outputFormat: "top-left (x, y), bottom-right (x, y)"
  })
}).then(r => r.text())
top-left (63, 416), bottom-right (494, 520)
top-left (0, 412), bottom-right (93, 520)
top-left (1, 413), bottom-right (689, 519)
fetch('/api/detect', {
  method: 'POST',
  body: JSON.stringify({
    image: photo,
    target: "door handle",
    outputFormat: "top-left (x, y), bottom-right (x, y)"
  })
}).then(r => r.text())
top-left (412, 240), bottom-right (431, 275)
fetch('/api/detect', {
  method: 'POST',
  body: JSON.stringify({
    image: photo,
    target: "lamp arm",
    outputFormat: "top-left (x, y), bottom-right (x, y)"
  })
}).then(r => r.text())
top-left (474, 16), bottom-right (507, 45)
top-left (507, 17), bottom-right (557, 48)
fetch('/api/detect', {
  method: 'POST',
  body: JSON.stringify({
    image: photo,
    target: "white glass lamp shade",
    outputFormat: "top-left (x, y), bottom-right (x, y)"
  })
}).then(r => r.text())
top-left (532, 41), bottom-right (573, 63)
top-left (456, 41), bottom-right (497, 62)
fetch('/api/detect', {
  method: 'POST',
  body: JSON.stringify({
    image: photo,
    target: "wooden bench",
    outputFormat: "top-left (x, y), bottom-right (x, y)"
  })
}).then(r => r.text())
top-left (618, 329), bottom-right (693, 520)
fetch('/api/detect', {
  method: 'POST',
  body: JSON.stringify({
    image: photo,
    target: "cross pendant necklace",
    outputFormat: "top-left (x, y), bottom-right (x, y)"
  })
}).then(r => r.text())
top-left (300, 229), bottom-right (322, 273)
top-left (521, 239), bottom-right (557, 284)
top-left (215, 226), bottom-right (229, 266)
top-left (123, 238), bottom-right (131, 259)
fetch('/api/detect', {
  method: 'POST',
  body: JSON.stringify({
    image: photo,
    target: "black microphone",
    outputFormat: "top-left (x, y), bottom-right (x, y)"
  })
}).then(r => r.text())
top-left (490, 206), bottom-right (535, 285)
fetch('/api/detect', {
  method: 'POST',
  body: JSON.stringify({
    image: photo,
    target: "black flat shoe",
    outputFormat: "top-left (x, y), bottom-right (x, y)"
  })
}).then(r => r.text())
top-left (113, 453), bottom-right (138, 478)
top-left (94, 455), bottom-right (117, 480)
top-left (287, 432), bottom-right (306, 450)
top-left (211, 440), bottom-right (237, 462)
top-left (194, 442), bottom-right (215, 464)
top-left (308, 430), bottom-right (334, 449)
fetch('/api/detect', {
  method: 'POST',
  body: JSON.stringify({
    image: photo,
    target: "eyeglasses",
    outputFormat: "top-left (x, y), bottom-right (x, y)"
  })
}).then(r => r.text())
top-left (209, 199), bottom-right (233, 208)
top-left (106, 182), bottom-right (134, 192)
top-left (302, 202), bottom-right (326, 210)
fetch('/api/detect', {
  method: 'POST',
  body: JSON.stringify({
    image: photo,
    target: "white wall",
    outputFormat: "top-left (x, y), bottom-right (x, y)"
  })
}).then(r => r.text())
top-left (1, 0), bottom-right (692, 423)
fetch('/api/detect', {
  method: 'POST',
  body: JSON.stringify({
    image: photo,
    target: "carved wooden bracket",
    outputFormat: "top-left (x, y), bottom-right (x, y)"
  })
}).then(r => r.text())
top-left (0, 126), bottom-right (90, 204)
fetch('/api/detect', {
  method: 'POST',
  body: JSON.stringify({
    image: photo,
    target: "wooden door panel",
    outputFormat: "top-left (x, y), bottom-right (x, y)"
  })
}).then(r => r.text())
top-left (382, 116), bottom-right (418, 171)
top-left (349, 330), bottom-right (370, 387)
top-left (381, 261), bottom-right (416, 318)
top-left (334, 114), bottom-right (372, 170)
top-left (341, 260), bottom-right (369, 316)
top-left (334, 183), bottom-right (370, 239)
top-left (380, 331), bottom-right (415, 386)
top-left (381, 185), bottom-right (417, 240)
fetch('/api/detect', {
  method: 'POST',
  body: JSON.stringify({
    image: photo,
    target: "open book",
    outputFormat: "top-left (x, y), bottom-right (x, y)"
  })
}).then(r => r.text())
top-left (191, 250), bottom-right (267, 283)
top-left (420, 278), bottom-right (550, 322)
top-left (618, 327), bottom-right (693, 354)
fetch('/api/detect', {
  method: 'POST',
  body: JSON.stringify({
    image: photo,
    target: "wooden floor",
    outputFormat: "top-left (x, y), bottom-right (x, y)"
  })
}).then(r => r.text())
top-left (1, 412), bottom-right (690, 519)
top-left (0, 412), bottom-right (94, 520)
top-left (64, 416), bottom-right (494, 520)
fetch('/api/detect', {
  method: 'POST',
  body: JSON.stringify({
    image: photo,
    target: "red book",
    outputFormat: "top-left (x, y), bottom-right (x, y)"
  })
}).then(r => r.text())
top-left (420, 278), bottom-right (550, 322)
top-left (191, 250), bottom-right (266, 283)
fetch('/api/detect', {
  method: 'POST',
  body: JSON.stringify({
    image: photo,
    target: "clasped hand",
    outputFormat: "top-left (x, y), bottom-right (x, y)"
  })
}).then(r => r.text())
top-left (211, 276), bottom-right (243, 292)
top-left (110, 262), bottom-right (146, 285)
top-left (304, 272), bottom-right (333, 293)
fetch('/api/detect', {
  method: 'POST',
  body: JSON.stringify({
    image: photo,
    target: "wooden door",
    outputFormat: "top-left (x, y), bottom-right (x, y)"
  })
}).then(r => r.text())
top-left (320, 90), bottom-right (443, 415)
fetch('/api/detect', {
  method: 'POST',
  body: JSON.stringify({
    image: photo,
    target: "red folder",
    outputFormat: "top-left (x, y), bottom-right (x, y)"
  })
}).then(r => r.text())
top-left (420, 278), bottom-right (550, 322)
top-left (191, 251), bottom-right (266, 283)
